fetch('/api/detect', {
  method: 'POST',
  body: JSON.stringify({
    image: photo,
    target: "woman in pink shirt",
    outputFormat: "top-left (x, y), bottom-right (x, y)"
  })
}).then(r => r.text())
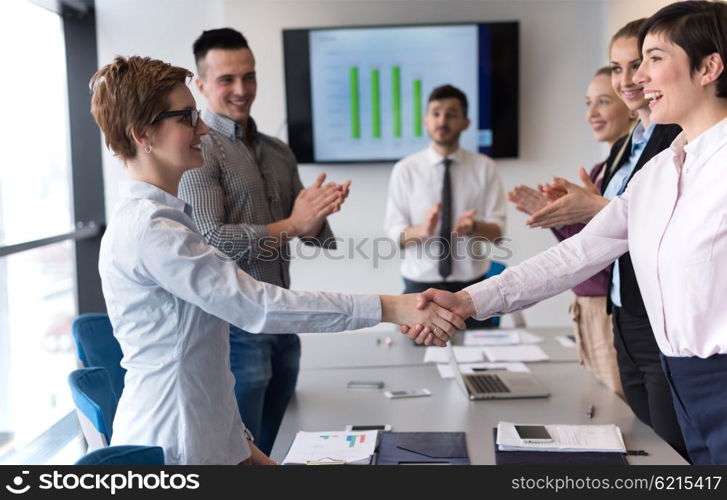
top-left (508, 66), bottom-right (635, 398)
top-left (510, 21), bottom-right (688, 460)
top-left (414, 0), bottom-right (727, 465)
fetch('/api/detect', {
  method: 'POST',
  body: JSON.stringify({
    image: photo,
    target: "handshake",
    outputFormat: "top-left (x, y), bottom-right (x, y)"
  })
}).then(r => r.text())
top-left (380, 289), bottom-right (477, 347)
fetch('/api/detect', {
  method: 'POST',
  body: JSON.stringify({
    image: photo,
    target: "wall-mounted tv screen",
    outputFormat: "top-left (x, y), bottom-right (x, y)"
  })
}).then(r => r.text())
top-left (283, 21), bottom-right (519, 164)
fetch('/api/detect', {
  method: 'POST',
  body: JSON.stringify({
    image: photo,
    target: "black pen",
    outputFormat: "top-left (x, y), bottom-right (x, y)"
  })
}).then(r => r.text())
top-left (586, 404), bottom-right (594, 419)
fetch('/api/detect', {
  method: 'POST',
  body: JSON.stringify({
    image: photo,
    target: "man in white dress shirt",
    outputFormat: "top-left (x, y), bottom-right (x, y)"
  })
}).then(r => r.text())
top-left (384, 85), bottom-right (506, 328)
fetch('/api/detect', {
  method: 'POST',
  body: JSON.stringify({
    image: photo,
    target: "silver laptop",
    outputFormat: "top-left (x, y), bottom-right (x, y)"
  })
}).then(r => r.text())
top-left (447, 343), bottom-right (550, 400)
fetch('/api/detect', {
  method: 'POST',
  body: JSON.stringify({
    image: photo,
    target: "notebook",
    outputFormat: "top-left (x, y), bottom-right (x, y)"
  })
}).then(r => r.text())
top-left (375, 432), bottom-right (470, 465)
top-left (447, 343), bottom-right (550, 400)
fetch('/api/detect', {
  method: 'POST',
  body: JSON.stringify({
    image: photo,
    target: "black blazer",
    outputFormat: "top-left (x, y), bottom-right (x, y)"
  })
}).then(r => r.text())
top-left (603, 123), bottom-right (682, 316)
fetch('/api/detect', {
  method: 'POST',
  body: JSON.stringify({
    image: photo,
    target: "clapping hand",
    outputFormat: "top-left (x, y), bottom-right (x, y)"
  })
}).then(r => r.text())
top-left (507, 185), bottom-right (548, 216)
top-left (423, 202), bottom-right (442, 237)
top-left (526, 167), bottom-right (607, 228)
top-left (453, 209), bottom-right (477, 236)
top-left (291, 173), bottom-right (351, 237)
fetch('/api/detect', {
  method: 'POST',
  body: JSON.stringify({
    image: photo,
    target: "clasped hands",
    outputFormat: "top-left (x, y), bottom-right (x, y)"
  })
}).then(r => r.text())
top-left (289, 173), bottom-right (351, 237)
top-left (420, 202), bottom-right (477, 239)
top-left (508, 167), bottom-right (608, 228)
top-left (381, 289), bottom-right (476, 347)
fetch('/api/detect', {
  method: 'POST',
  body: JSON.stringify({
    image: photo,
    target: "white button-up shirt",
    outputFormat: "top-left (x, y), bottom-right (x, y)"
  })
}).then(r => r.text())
top-left (384, 145), bottom-right (506, 283)
top-left (100, 181), bottom-right (381, 464)
top-left (466, 118), bottom-right (727, 358)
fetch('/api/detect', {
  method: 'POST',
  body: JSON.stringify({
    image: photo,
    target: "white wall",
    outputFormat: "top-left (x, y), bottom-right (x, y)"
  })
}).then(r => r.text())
top-left (96, 0), bottom-right (611, 327)
top-left (606, 0), bottom-right (671, 41)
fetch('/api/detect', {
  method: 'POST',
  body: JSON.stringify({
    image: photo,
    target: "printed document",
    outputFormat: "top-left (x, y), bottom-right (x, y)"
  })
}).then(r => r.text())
top-left (282, 430), bottom-right (378, 465)
top-left (496, 422), bottom-right (626, 453)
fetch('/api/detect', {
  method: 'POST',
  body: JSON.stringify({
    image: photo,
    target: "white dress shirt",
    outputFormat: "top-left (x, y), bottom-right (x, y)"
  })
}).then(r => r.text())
top-left (384, 145), bottom-right (506, 283)
top-left (100, 181), bottom-right (381, 464)
top-left (466, 117), bottom-right (727, 358)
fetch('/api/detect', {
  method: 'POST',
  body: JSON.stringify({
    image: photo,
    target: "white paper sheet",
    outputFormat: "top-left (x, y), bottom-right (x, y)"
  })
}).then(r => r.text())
top-left (517, 330), bottom-right (544, 344)
top-left (282, 430), bottom-right (378, 465)
top-left (423, 346), bottom-right (484, 364)
top-left (463, 329), bottom-right (544, 346)
top-left (483, 345), bottom-right (550, 362)
top-left (463, 330), bottom-right (520, 346)
top-left (436, 362), bottom-right (530, 379)
top-left (496, 421), bottom-right (626, 453)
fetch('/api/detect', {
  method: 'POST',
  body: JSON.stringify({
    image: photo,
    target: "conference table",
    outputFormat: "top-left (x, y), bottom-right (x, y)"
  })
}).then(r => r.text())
top-left (298, 325), bottom-right (579, 369)
top-left (270, 326), bottom-right (688, 465)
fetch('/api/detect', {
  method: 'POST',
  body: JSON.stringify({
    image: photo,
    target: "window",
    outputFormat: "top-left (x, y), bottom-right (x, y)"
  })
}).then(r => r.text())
top-left (0, 0), bottom-right (74, 246)
top-left (0, 242), bottom-right (77, 449)
top-left (0, 0), bottom-right (104, 462)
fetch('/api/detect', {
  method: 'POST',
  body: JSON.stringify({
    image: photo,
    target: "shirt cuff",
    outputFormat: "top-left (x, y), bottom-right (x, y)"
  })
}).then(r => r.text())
top-left (244, 224), bottom-right (272, 262)
top-left (302, 221), bottom-right (337, 249)
top-left (464, 278), bottom-right (506, 321)
top-left (349, 294), bottom-right (382, 329)
top-left (385, 223), bottom-right (407, 243)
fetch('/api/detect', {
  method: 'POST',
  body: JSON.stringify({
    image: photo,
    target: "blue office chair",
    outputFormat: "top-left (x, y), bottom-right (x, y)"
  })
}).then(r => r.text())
top-left (484, 260), bottom-right (526, 328)
top-left (68, 367), bottom-right (119, 452)
top-left (72, 313), bottom-right (126, 399)
top-left (75, 445), bottom-right (164, 465)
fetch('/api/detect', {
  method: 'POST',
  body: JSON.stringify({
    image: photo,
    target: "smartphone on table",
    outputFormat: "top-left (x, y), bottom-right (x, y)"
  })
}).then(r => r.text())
top-left (345, 424), bottom-right (392, 432)
top-left (514, 425), bottom-right (553, 443)
top-left (384, 388), bottom-right (431, 399)
top-left (347, 380), bottom-right (384, 389)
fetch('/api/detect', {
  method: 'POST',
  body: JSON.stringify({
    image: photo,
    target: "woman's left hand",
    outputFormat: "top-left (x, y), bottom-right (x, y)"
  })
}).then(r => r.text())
top-left (240, 442), bottom-right (278, 465)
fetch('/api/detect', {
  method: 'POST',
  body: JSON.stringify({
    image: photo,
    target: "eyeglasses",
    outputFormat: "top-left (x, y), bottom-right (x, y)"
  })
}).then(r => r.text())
top-left (152, 108), bottom-right (201, 128)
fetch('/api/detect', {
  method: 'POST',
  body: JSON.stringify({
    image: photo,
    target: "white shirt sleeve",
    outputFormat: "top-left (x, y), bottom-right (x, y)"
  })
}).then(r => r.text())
top-left (383, 161), bottom-right (412, 243)
top-left (465, 173), bottom-right (636, 319)
top-left (479, 159), bottom-right (507, 231)
top-left (137, 206), bottom-right (382, 333)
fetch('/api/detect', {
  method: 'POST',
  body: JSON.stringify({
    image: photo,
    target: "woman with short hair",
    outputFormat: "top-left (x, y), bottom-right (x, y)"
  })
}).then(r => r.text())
top-left (90, 55), bottom-right (464, 465)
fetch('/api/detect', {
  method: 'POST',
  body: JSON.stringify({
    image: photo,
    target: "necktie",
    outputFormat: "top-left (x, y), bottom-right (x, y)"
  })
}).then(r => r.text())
top-left (439, 158), bottom-right (453, 279)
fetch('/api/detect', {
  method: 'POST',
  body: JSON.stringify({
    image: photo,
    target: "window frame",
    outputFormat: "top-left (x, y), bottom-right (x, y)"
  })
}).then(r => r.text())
top-left (0, 0), bottom-right (102, 464)
top-left (0, 0), bottom-right (105, 313)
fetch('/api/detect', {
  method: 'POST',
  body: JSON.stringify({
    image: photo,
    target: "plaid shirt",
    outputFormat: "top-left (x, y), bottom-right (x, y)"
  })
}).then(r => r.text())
top-left (179, 111), bottom-right (335, 288)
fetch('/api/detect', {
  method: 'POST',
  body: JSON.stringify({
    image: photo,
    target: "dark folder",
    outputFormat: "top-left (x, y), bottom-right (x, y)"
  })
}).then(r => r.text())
top-left (375, 432), bottom-right (470, 465)
top-left (492, 429), bottom-right (628, 465)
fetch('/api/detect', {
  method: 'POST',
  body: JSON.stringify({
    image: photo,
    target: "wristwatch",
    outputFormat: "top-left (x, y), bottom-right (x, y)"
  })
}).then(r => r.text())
top-left (243, 428), bottom-right (255, 443)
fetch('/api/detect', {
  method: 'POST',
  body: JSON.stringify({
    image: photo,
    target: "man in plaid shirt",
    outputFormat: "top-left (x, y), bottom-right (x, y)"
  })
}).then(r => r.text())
top-left (180, 28), bottom-right (349, 454)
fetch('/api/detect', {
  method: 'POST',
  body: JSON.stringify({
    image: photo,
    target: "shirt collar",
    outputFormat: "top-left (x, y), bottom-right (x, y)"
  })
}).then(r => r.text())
top-left (631, 122), bottom-right (656, 152)
top-left (426, 143), bottom-right (464, 166)
top-left (120, 180), bottom-right (192, 216)
top-left (203, 110), bottom-right (259, 143)
top-left (677, 116), bottom-right (727, 168)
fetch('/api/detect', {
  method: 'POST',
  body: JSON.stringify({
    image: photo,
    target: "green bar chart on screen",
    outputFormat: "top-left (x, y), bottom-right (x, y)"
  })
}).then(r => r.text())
top-left (391, 66), bottom-right (402, 138)
top-left (349, 66), bottom-right (360, 139)
top-left (413, 78), bottom-right (422, 137)
top-left (371, 68), bottom-right (380, 138)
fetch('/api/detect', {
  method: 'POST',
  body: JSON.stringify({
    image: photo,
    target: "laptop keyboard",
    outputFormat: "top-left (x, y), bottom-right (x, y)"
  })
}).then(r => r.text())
top-left (470, 374), bottom-right (511, 394)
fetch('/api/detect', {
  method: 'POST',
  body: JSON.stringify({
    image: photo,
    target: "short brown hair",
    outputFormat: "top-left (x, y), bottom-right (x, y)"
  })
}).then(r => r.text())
top-left (428, 84), bottom-right (468, 117)
top-left (90, 56), bottom-right (192, 162)
top-left (639, 0), bottom-right (727, 98)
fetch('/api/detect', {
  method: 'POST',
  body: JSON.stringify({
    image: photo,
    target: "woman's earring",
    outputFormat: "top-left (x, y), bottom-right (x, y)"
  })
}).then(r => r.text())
top-left (144, 144), bottom-right (152, 154)
top-left (629, 112), bottom-right (638, 120)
